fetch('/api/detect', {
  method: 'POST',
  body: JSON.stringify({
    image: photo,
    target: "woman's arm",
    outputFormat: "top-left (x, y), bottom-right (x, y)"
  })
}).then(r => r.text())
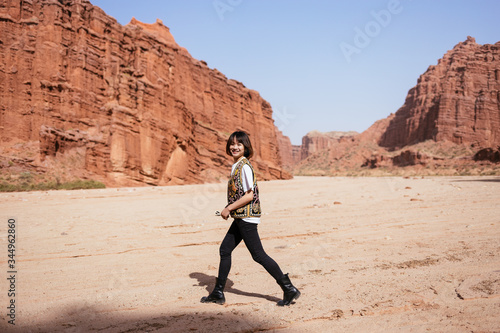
top-left (221, 190), bottom-right (253, 220)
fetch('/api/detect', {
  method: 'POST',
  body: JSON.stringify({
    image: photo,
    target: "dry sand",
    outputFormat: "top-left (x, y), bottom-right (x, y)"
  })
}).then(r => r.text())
top-left (1, 176), bottom-right (499, 332)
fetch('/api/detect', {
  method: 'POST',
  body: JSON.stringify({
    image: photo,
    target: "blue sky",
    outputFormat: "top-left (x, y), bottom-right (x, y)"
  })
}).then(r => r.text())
top-left (91, 0), bottom-right (500, 145)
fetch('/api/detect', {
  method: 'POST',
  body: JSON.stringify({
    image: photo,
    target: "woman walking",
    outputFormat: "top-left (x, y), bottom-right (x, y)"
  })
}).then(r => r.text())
top-left (201, 131), bottom-right (300, 306)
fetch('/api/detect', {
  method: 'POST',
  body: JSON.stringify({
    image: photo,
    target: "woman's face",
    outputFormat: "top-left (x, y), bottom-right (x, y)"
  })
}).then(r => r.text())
top-left (229, 139), bottom-right (245, 160)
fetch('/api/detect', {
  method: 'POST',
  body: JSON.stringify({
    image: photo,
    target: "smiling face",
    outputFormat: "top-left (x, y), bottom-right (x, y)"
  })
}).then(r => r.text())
top-left (229, 139), bottom-right (245, 161)
top-left (226, 131), bottom-right (254, 160)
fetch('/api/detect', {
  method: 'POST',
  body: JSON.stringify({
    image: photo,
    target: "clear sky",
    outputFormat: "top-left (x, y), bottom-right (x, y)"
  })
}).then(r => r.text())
top-left (91, 0), bottom-right (499, 145)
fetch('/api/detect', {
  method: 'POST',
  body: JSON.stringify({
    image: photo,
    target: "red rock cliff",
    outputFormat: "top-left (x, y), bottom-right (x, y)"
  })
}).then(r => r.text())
top-left (300, 130), bottom-right (358, 160)
top-left (0, 0), bottom-right (291, 186)
top-left (275, 129), bottom-right (298, 171)
top-left (379, 37), bottom-right (500, 150)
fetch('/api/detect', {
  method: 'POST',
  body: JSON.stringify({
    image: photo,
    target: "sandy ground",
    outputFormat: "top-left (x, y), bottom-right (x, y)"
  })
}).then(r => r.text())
top-left (0, 176), bottom-right (499, 332)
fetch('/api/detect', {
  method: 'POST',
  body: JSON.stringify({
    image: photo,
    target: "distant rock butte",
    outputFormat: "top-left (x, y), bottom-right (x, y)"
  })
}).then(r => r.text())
top-left (0, 0), bottom-right (291, 186)
top-left (300, 130), bottom-right (358, 160)
top-left (379, 36), bottom-right (500, 150)
top-left (294, 37), bottom-right (500, 175)
top-left (275, 129), bottom-right (300, 171)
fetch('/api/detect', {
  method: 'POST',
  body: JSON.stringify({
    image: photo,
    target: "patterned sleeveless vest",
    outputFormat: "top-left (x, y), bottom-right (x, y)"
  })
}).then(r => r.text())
top-left (227, 158), bottom-right (262, 218)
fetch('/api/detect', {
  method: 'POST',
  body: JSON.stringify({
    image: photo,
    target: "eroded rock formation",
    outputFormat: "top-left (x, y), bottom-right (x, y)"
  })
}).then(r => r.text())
top-left (362, 150), bottom-right (433, 169)
top-left (474, 147), bottom-right (500, 163)
top-left (300, 130), bottom-right (358, 160)
top-left (275, 129), bottom-right (301, 171)
top-left (294, 37), bottom-right (500, 176)
top-left (379, 37), bottom-right (500, 150)
top-left (0, 0), bottom-right (291, 186)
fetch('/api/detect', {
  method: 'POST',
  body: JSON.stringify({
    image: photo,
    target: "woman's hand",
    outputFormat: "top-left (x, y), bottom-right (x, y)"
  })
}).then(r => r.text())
top-left (221, 207), bottom-right (230, 220)
top-left (220, 190), bottom-right (253, 221)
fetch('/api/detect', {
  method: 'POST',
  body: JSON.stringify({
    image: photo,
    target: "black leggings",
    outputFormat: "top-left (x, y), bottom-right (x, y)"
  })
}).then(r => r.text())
top-left (218, 219), bottom-right (284, 281)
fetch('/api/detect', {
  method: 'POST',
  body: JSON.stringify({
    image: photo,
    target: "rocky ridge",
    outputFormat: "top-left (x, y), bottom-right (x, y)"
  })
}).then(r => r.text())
top-left (0, 0), bottom-right (291, 187)
top-left (300, 130), bottom-right (358, 160)
top-left (295, 37), bottom-right (500, 176)
top-left (380, 36), bottom-right (500, 149)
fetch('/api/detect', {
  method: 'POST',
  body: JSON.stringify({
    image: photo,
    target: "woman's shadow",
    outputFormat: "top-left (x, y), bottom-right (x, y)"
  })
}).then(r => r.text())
top-left (189, 272), bottom-right (281, 303)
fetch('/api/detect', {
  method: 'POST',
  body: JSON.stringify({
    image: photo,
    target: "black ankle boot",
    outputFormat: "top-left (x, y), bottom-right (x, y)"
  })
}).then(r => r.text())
top-left (200, 278), bottom-right (226, 304)
top-left (276, 273), bottom-right (300, 306)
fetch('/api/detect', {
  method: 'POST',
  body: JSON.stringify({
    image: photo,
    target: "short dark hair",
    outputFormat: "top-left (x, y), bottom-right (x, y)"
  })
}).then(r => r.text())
top-left (226, 131), bottom-right (254, 159)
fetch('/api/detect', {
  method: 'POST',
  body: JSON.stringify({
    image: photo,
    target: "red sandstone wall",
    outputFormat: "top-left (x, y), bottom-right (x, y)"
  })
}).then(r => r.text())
top-left (379, 37), bottom-right (500, 150)
top-left (300, 131), bottom-right (358, 160)
top-left (0, 0), bottom-right (291, 186)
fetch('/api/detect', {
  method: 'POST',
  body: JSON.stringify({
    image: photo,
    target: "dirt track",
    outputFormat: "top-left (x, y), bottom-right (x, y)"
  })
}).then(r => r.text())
top-left (1, 176), bottom-right (499, 332)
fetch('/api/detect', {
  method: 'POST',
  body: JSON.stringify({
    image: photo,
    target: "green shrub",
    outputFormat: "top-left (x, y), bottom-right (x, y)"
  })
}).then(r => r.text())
top-left (0, 179), bottom-right (106, 192)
